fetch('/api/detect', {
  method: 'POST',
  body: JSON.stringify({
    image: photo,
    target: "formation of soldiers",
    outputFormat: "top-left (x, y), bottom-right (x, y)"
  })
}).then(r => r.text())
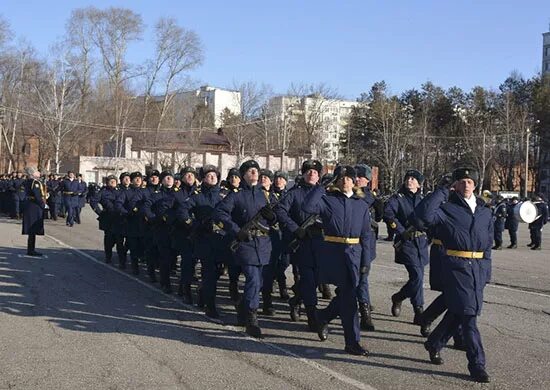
top-left (7, 160), bottom-right (550, 384)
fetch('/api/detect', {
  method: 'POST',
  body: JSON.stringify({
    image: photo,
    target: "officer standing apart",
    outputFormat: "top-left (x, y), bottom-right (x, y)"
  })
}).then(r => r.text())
top-left (492, 195), bottom-right (507, 250)
top-left (414, 167), bottom-right (492, 383)
top-left (215, 160), bottom-right (277, 338)
top-left (528, 195), bottom-right (549, 250)
top-left (22, 167), bottom-right (47, 256)
top-left (302, 165), bottom-right (372, 356)
top-left (384, 170), bottom-right (429, 325)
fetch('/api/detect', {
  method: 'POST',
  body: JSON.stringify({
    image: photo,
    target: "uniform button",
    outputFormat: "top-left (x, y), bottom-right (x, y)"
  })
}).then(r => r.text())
top-left (468, 261), bottom-right (472, 265)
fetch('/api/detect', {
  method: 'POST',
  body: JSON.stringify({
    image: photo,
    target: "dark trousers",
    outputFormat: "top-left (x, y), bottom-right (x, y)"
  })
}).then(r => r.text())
top-left (318, 285), bottom-right (361, 346)
top-left (357, 264), bottom-right (371, 304)
top-left (64, 198), bottom-right (75, 225)
top-left (144, 231), bottom-right (158, 273)
top-left (27, 234), bottom-right (36, 253)
top-left (127, 236), bottom-right (144, 262)
top-left (241, 264), bottom-right (263, 310)
top-left (494, 227), bottom-right (503, 247)
top-left (508, 229), bottom-right (517, 245)
top-left (158, 244), bottom-right (173, 288)
top-left (180, 252), bottom-right (197, 285)
top-left (427, 312), bottom-right (486, 373)
top-left (47, 198), bottom-right (57, 220)
top-left (200, 258), bottom-right (220, 304)
top-left (295, 263), bottom-right (318, 307)
top-left (104, 232), bottom-right (125, 262)
top-left (397, 264), bottom-right (424, 307)
top-left (530, 228), bottom-right (542, 247)
top-left (75, 206), bottom-right (81, 223)
top-left (12, 196), bottom-right (21, 217)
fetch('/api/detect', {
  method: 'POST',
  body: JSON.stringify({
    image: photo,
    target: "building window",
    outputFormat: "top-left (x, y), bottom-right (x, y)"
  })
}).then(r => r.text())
top-left (23, 143), bottom-right (31, 155)
top-left (546, 47), bottom-right (550, 56)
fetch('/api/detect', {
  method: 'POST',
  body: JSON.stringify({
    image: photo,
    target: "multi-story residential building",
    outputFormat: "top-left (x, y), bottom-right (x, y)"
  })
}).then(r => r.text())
top-left (175, 86), bottom-right (241, 127)
top-left (543, 25), bottom-right (550, 75)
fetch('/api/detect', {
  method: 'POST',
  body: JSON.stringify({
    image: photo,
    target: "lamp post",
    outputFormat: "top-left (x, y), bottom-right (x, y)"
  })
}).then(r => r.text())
top-left (524, 127), bottom-right (531, 199)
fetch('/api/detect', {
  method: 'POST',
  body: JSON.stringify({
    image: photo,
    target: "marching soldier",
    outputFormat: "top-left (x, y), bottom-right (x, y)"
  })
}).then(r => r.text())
top-left (384, 169), bottom-right (429, 326)
top-left (10, 171), bottom-right (25, 219)
top-left (22, 167), bottom-right (47, 256)
top-left (144, 171), bottom-right (177, 293)
top-left (215, 160), bottom-right (277, 338)
top-left (413, 167), bottom-right (492, 383)
top-left (492, 195), bottom-right (507, 250)
top-left (143, 170), bottom-right (161, 282)
top-left (90, 175), bottom-right (123, 264)
top-left (272, 171), bottom-right (290, 300)
top-left (61, 171), bottom-right (80, 227)
top-left (274, 160), bottom-right (323, 331)
top-left (115, 171), bottom-right (146, 274)
top-left (75, 174), bottom-right (87, 224)
top-left (505, 197), bottom-right (519, 248)
top-left (528, 195), bottom-right (549, 250)
top-left (302, 165), bottom-right (372, 356)
top-left (46, 174), bottom-right (60, 220)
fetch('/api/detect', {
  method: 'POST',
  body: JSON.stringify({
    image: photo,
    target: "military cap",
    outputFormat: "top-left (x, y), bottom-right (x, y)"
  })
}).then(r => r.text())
top-left (355, 164), bottom-right (372, 181)
top-left (301, 159), bottom-right (323, 174)
top-left (200, 164), bottom-right (220, 180)
top-left (452, 167), bottom-right (479, 185)
top-left (130, 171), bottom-right (142, 180)
top-left (149, 169), bottom-right (160, 177)
top-left (119, 171), bottom-right (131, 181)
top-left (333, 165), bottom-right (357, 180)
top-left (239, 160), bottom-right (260, 176)
top-left (226, 168), bottom-right (240, 180)
top-left (173, 173), bottom-right (182, 181)
top-left (274, 170), bottom-right (288, 181)
top-left (106, 175), bottom-right (117, 182)
top-left (403, 169), bottom-right (424, 184)
top-left (260, 169), bottom-right (274, 181)
top-left (25, 166), bottom-right (37, 176)
top-left (180, 166), bottom-right (197, 176)
top-left (160, 170), bottom-right (174, 181)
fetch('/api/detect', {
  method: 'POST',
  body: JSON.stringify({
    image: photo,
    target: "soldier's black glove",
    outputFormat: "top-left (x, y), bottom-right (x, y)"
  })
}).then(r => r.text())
top-left (438, 173), bottom-right (453, 189)
top-left (294, 227), bottom-right (307, 240)
top-left (401, 229), bottom-right (413, 241)
top-left (236, 229), bottom-right (250, 242)
top-left (260, 206), bottom-right (276, 222)
top-left (360, 265), bottom-right (369, 274)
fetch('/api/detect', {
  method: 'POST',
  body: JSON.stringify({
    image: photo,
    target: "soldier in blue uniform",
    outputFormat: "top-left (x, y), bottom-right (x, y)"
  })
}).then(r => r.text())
top-left (176, 165), bottom-right (225, 317)
top-left (492, 195), bottom-right (507, 250)
top-left (272, 170), bottom-right (290, 300)
top-left (22, 167), bottom-right (46, 256)
top-left (74, 174), bottom-right (88, 224)
top-left (61, 171), bottom-right (80, 227)
top-left (214, 160), bottom-right (277, 338)
top-left (144, 171), bottom-right (177, 293)
top-left (220, 167), bottom-right (242, 302)
top-left (46, 174), bottom-right (60, 220)
top-left (115, 171), bottom-right (146, 274)
top-left (414, 167), bottom-right (492, 383)
top-left (173, 166), bottom-right (199, 303)
top-left (90, 175), bottom-right (123, 264)
top-left (143, 170), bottom-right (161, 282)
top-left (354, 164), bottom-right (378, 331)
top-left (10, 171), bottom-right (26, 219)
top-left (384, 169), bottom-right (429, 326)
top-left (302, 165), bottom-right (372, 356)
top-left (528, 195), bottom-right (548, 250)
top-left (505, 197), bottom-right (519, 248)
top-left (274, 160), bottom-right (323, 330)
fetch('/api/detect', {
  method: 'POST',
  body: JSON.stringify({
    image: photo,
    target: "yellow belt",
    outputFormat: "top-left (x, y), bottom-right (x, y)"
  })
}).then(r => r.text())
top-left (63, 191), bottom-right (74, 195)
top-left (324, 235), bottom-right (360, 244)
top-left (446, 249), bottom-right (484, 259)
top-left (432, 239), bottom-right (443, 245)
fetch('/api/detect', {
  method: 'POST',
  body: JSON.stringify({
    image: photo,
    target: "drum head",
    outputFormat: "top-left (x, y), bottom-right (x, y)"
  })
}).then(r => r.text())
top-left (517, 201), bottom-right (538, 223)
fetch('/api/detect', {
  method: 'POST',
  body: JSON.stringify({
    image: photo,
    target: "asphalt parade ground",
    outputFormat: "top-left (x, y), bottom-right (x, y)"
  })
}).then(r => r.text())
top-left (1, 208), bottom-right (549, 389)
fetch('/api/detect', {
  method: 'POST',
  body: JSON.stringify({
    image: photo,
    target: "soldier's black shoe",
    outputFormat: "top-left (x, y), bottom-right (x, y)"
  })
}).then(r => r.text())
top-left (229, 280), bottom-right (240, 302)
top-left (27, 251), bottom-right (43, 257)
top-left (181, 284), bottom-right (193, 305)
top-left (278, 281), bottom-right (290, 300)
top-left (344, 343), bottom-right (369, 356)
top-left (320, 284), bottom-right (333, 299)
top-left (205, 304), bottom-right (220, 319)
top-left (470, 369), bottom-right (491, 383)
top-left (289, 297), bottom-right (301, 322)
top-left (424, 342), bottom-right (444, 365)
top-left (359, 303), bottom-right (375, 331)
top-left (507, 244), bottom-right (517, 249)
top-left (245, 310), bottom-right (262, 339)
top-left (262, 293), bottom-right (275, 316)
top-left (531, 246), bottom-right (541, 250)
top-left (391, 293), bottom-right (403, 317)
top-left (413, 306), bottom-right (424, 325)
top-left (492, 245), bottom-right (502, 250)
top-left (526, 242), bottom-right (533, 247)
top-left (317, 321), bottom-right (329, 341)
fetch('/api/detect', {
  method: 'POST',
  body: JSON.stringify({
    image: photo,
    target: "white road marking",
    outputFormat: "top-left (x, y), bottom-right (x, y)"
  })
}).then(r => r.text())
top-left (45, 234), bottom-right (376, 390)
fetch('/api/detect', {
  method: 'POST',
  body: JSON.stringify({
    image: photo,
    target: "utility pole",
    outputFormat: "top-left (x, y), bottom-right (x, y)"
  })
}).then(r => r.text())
top-left (524, 127), bottom-right (531, 199)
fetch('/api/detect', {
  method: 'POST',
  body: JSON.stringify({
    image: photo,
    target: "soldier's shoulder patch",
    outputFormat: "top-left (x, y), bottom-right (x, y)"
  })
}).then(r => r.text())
top-left (174, 187), bottom-right (180, 192)
top-left (193, 189), bottom-right (200, 195)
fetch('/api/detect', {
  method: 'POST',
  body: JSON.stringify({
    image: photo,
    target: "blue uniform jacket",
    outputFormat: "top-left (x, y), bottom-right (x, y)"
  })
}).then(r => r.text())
top-left (361, 188), bottom-right (377, 263)
top-left (61, 179), bottom-right (80, 206)
top-left (22, 179), bottom-right (46, 235)
top-left (505, 203), bottom-right (519, 231)
top-left (11, 178), bottom-right (26, 200)
top-left (302, 185), bottom-right (371, 288)
top-left (529, 201), bottom-right (549, 230)
top-left (214, 182), bottom-right (276, 266)
top-left (170, 183), bottom-right (196, 252)
top-left (89, 186), bottom-right (119, 232)
top-left (413, 187), bottom-right (493, 316)
top-left (115, 185), bottom-right (146, 237)
top-left (143, 186), bottom-right (176, 246)
top-left (46, 179), bottom-right (60, 199)
top-left (493, 202), bottom-right (507, 231)
top-left (384, 187), bottom-right (429, 266)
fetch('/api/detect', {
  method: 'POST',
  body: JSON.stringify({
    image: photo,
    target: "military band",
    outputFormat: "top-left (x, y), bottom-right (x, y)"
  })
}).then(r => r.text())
top-left (3, 161), bottom-right (550, 385)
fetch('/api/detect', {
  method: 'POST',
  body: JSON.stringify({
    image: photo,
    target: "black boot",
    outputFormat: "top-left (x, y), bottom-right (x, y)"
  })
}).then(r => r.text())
top-left (414, 306), bottom-right (431, 336)
top-left (470, 368), bottom-right (491, 383)
top-left (181, 284), bottom-right (193, 305)
top-left (26, 235), bottom-right (42, 257)
top-left (424, 341), bottom-right (444, 365)
top-left (391, 293), bottom-right (404, 317)
top-left (289, 296), bottom-right (301, 322)
top-left (359, 303), bottom-right (375, 331)
top-left (317, 320), bottom-right (329, 341)
top-left (229, 280), bottom-right (240, 302)
top-left (305, 306), bottom-right (318, 332)
top-left (507, 243), bottom-right (517, 249)
top-left (262, 292), bottom-right (275, 316)
top-left (319, 284), bottom-right (332, 299)
top-left (345, 342), bottom-right (369, 356)
top-left (245, 309), bottom-right (262, 338)
top-left (278, 280), bottom-right (290, 300)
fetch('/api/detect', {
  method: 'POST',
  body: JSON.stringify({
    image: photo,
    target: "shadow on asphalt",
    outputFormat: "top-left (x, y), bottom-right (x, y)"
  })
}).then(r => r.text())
top-left (0, 239), bottom-right (469, 383)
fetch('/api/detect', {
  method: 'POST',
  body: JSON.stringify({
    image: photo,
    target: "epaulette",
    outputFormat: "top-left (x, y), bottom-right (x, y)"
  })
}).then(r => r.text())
top-left (193, 188), bottom-right (201, 195)
top-left (174, 187), bottom-right (180, 192)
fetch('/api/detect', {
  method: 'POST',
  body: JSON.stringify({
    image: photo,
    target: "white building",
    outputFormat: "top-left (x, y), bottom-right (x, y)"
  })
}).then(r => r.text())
top-left (269, 95), bottom-right (356, 163)
top-left (175, 86), bottom-right (241, 127)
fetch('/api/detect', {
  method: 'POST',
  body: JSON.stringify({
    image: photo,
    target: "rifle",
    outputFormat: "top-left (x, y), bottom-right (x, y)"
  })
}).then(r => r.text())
top-left (286, 213), bottom-right (322, 254)
top-left (393, 225), bottom-right (421, 251)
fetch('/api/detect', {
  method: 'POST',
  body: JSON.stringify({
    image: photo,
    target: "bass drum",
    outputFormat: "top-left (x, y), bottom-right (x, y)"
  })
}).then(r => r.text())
top-left (513, 201), bottom-right (539, 223)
